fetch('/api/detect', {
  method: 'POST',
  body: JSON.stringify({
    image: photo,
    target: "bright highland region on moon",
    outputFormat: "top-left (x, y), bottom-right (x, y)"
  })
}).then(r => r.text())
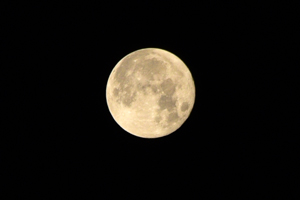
top-left (106, 48), bottom-right (195, 138)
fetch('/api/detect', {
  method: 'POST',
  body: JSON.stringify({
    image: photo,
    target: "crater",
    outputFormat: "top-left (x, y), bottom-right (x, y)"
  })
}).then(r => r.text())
top-left (138, 58), bottom-right (167, 80)
top-left (113, 88), bottom-right (119, 97)
top-left (151, 85), bottom-right (158, 93)
top-left (138, 82), bottom-right (152, 95)
top-left (155, 115), bottom-right (162, 124)
top-left (168, 112), bottom-right (179, 123)
top-left (158, 95), bottom-right (176, 112)
top-left (114, 63), bottom-right (133, 85)
top-left (122, 91), bottom-right (137, 107)
top-left (181, 102), bottom-right (189, 112)
top-left (113, 83), bottom-right (137, 107)
top-left (161, 78), bottom-right (175, 96)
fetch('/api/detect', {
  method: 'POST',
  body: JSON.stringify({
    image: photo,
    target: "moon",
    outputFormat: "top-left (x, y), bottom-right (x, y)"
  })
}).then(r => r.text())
top-left (106, 48), bottom-right (195, 138)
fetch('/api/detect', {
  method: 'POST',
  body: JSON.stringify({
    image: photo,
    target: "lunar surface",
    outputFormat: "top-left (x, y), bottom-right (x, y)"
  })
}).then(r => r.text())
top-left (106, 48), bottom-right (195, 138)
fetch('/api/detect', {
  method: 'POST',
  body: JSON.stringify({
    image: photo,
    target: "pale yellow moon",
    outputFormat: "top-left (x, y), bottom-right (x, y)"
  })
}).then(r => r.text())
top-left (106, 48), bottom-right (195, 138)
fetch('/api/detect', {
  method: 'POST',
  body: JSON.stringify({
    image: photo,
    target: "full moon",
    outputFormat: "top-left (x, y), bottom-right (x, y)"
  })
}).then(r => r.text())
top-left (106, 48), bottom-right (195, 138)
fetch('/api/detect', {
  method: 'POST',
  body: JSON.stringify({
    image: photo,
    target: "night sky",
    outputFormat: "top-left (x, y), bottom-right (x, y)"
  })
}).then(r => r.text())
top-left (2, 1), bottom-right (299, 198)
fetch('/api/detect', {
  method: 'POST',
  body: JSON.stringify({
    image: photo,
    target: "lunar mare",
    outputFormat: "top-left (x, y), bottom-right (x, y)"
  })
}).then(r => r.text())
top-left (106, 48), bottom-right (195, 138)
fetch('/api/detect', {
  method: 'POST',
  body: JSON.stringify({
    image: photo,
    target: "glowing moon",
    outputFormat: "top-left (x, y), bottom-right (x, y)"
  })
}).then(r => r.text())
top-left (106, 48), bottom-right (195, 138)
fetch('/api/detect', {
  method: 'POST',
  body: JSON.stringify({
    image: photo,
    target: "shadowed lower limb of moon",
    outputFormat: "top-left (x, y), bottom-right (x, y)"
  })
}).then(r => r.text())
top-left (106, 48), bottom-right (195, 138)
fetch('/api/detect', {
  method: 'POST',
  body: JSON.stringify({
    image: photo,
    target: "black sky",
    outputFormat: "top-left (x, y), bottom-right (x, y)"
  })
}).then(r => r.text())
top-left (2, 1), bottom-right (299, 198)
